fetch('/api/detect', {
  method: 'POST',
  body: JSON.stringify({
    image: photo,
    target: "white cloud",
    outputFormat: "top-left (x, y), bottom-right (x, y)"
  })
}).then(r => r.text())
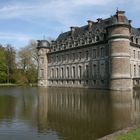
top-left (0, 32), bottom-right (31, 42)
top-left (0, 0), bottom-right (139, 48)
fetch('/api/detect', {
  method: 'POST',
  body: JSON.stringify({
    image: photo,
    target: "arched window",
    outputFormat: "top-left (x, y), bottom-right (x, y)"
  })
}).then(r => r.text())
top-left (72, 66), bottom-right (76, 78)
top-left (78, 66), bottom-right (82, 78)
top-left (51, 68), bottom-right (54, 78)
top-left (61, 68), bottom-right (64, 78)
top-left (66, 67), bottom-right (69, 78)
top-left (56, 68), bottom-right (58, 78)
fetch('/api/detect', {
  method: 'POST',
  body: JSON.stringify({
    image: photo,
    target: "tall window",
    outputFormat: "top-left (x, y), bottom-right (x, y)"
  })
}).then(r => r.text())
top-left (61, 68), bottom-right (64, 78)
top-left (78, 66), bottom-right (82, 78)
top-left (134, 65), bottom-right (136, 77)
top-left (86, 51), bottom-right (89, 60)
top-left (86, 65), bottom-right (89, 77)
top-left (133, 50), bottom-right (135, 58)
top-left (67, 54), bottom-right (69, 62)
top-left (72, 53), bottom-right (75, 61)
top-left (101, 48), bottom-right (104, 57)
top-left (136, 38), bottom-right (138, 44)
top-left (66, 67), bottom-right (69, 78)
top-left (93, 64), bottom-right (97, 76)
top-left (56, 55), bottom-right (58, 63)
top-left (40, 69), bottom-right (44, 78)
top-left (40, 57), bottom-right (44, 64)
top-left (51, 68), bottom-right (54, 78)
top-left (72, 66), bottom-right (76, 78)
top-left (79, 52), bottom-right (82, 60)
top-left (93, 49), bottom-right (96, 59)
top-left (139, 65), bottom-right (140, 77)
top-left (138, 51), bottom-right (140, 60)
top-left (56, 68), bottom-right (58, 78)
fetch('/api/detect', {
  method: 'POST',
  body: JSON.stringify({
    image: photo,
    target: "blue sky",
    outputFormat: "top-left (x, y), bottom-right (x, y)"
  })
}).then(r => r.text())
top-left (0, 0), bottom-right (140, 49)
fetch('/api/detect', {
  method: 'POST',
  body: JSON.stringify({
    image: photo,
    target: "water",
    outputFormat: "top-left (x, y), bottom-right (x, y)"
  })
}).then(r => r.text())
top-left (0, 87), bottom-right (140, 140)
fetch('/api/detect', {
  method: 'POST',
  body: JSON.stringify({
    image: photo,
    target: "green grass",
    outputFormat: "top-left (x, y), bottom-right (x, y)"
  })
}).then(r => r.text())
top-left (114, 127), bottom-right (140, 140)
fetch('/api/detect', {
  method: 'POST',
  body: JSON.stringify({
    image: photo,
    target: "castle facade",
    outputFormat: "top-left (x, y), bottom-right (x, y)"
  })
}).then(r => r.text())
top-left (37, 10), bottom-right (140, 90)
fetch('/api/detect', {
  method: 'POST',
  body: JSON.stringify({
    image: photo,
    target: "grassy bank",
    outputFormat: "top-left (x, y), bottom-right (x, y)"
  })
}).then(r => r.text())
top-left (0, 83), bottom-right (37, 87)
top-left (0, 83), bottom-right (17, 87)
top-left (114, 127), bottom-right (140, 140)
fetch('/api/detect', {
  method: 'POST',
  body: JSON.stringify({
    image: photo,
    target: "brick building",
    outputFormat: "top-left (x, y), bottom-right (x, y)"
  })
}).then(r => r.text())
top-left (37, 10), bottom-right (140, 90)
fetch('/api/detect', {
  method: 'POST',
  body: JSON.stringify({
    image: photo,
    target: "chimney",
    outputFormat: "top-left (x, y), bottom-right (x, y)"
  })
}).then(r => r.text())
top-left (116, 10), bottom-right (125, 23)
top-left (70, 26), bottom-right (77, 37)
top-left (87, 20), bottom-right (94, 32)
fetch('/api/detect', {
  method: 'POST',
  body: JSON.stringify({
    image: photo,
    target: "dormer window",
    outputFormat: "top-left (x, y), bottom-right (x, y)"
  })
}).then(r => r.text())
top-left (130, 36), bottom-right (134, 42)
top-left (136, 38), bottom-right (138, 44)
top-left (95, 36), bottom-right (100, 42)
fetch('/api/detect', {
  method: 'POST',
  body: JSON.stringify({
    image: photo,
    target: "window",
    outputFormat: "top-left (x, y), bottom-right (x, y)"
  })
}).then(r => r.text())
top-left (93, 64), bottom-right (97, 76)
top-left (61, 55), bottom-right (63, 62)
top-left (40, 69), bottom-right (44, 78)
top-left (136, 38), bottom-right (138, 44)
top-left (134, 65), bottom-right (136, 77)
top-left (66, 67), bottom-right (70, 78)
top-left (72, 66), bottom-right (76, 78)
top-left (139, 65), bottom-right (140, 77)
top-left (56, 68), bottom-right (58, 78)
top-left (101, 48), bottom-right (104, 57)
top-left (40, 57), bottom-right (44, 64)
top-left (78, 66), bottom-right (82, 78)
top-left (51, 68), bottom-right (54, 78)
top-left (133, 50), bottom-right (135, 58)
top-left (79, 52), bottom-right (82, 60)
top-left (138, 51), bottom-right (140, 60)
top-left (67, 54), bottom-right (69, 62)
top-left (131, 36), bottom-right (133, 42)
top-left (61, 68), bottom-right (64, 78)
top-left (86, 51), bottom-right (89, 60)
top-left (93, 49), bottom-right (96, 59)
top-left (72, 53), bottom-right (75, 61)
top-left (95, 36), bottom-right (99, 42)
top-left (86, 65), bottom-right (89, 77)
top-left (56, 56), bottom-right (58, 63)
top-left (79, 80), bottom-right (81, 84)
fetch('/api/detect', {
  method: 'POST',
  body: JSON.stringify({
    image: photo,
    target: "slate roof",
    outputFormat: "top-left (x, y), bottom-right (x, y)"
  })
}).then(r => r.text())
top-left (56, 11), bottom-right (140, 42)
top-left (131, 27), bottom-right (140, 36)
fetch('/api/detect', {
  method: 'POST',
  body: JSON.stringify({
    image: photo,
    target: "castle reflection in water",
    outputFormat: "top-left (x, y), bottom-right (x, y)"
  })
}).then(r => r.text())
top-left (0, 88), bottom-right (140, 140)
top-left (37, 88), bottom-right (140, 139)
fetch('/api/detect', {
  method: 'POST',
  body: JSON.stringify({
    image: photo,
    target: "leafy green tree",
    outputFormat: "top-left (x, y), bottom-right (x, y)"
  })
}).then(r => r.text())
top-left (17, 40), bottom-right (38, 85)
top-left (5, 44), bottom-right (16, 83)
top-left (0, 46), bottom-right (7, 83)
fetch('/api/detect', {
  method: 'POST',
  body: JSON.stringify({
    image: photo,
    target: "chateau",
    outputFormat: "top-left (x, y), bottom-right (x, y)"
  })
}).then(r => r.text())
top-left (37, 10), bottom-right (140, 90)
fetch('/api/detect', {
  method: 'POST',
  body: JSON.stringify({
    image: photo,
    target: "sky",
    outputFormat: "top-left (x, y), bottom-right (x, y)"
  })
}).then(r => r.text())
top-left (0, 0), bottom-right (140, 49)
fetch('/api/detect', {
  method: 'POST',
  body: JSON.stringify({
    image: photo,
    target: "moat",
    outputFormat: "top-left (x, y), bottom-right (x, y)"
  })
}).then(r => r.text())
top-left (0, 87), bottom-right (140, 140)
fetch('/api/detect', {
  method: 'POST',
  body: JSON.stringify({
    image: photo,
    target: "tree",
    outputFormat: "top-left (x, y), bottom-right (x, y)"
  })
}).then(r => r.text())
top-left (17, 40), bottom-right (38, 85)
top-left (0, 46), bottom-right (7, 83)
top-left (5, 44), bottom-right (16, 83)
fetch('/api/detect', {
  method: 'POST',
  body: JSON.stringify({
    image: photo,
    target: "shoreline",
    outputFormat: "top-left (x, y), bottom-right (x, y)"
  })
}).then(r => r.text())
top-left (98, 125), bottom-right (139, 140)
top-left (0, 83), bottom-right (37, 87)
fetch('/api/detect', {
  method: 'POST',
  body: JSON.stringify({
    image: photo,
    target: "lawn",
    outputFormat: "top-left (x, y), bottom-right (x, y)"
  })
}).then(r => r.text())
top-left (114, 127), bottom-right (140, 140)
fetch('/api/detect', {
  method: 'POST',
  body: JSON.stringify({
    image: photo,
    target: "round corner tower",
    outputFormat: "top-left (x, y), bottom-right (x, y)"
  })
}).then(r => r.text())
top-left (107, 10), bottom-right (132, 90)
top-left (37, 40), bottom-right (50, 87)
